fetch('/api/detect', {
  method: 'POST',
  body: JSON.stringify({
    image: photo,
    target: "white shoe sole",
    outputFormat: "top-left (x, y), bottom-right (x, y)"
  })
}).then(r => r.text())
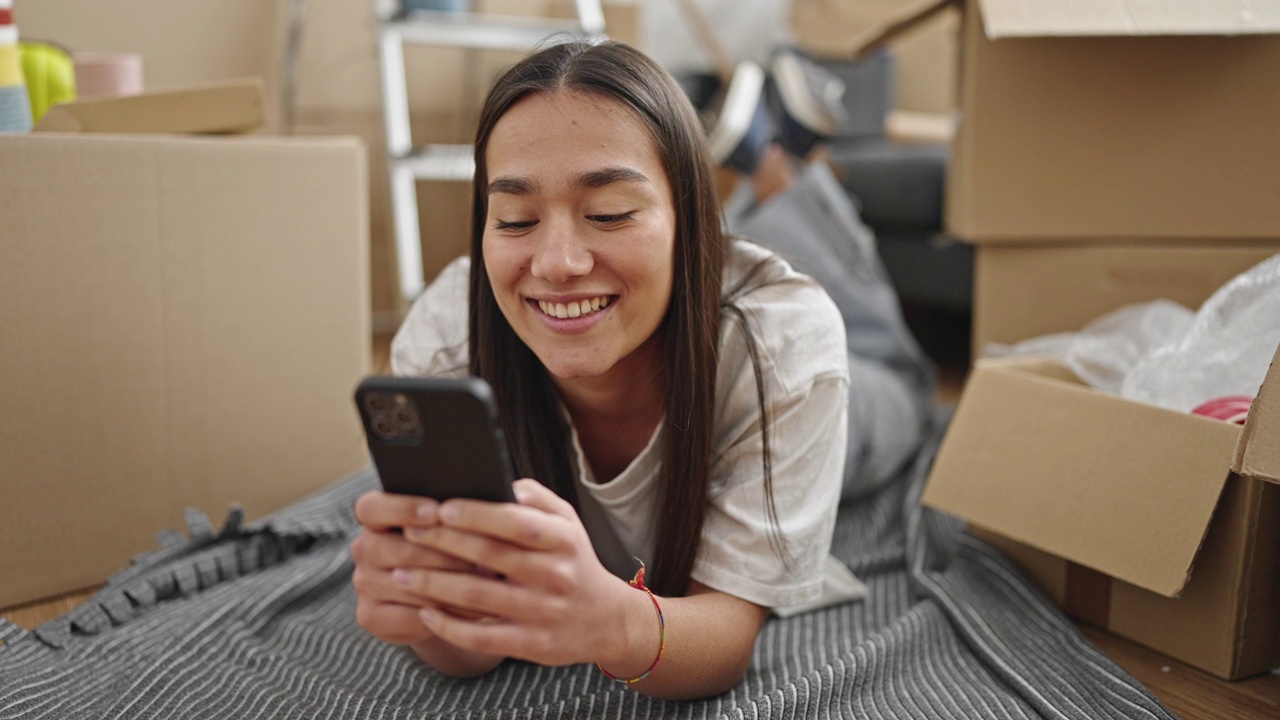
top-left (708, 61), bottom-right (765, 165)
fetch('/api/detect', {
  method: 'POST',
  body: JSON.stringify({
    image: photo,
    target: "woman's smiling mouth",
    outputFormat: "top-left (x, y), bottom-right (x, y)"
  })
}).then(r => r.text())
top-left (535, 296), bottom-right (613, 319)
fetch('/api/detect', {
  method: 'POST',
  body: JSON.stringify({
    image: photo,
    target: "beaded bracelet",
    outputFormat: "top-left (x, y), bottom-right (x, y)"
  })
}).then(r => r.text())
top-left (598, 562), bottom-right (666, 685)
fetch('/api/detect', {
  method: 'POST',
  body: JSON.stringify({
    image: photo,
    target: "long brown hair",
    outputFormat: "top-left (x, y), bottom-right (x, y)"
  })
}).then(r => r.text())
top-left (468, 40), bottom-right (727, 597)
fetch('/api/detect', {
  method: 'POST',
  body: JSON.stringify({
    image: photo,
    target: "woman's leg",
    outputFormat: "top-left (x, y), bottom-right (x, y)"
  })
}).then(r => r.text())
top-left (725, 146), bottom-right (936, 500)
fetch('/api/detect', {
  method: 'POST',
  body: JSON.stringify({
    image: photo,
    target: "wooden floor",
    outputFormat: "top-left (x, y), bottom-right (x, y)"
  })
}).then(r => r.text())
top-left (4, 335), bottom-right (1278, 718)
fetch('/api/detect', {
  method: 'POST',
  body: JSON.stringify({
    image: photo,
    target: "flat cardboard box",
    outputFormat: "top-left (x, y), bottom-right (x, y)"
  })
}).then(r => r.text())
top-left (971, 242), bottom-right (1280, 353)
top-left (0, 131), bottom-right (371, 609)
top-left (855, 0), bottom-right (1280, 240)
top-left (34, 77), bottom-right (266, 135)
top-left (924, 347), bottom-right (1280, 679)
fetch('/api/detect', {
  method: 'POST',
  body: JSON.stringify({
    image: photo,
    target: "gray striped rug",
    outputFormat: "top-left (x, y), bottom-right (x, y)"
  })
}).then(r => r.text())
top-left (0, 416), bottom-right (1175, 719)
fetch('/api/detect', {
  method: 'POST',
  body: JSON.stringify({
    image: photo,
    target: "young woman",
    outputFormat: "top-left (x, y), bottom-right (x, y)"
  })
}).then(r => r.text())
top-left (350, 39), bottom-right (932, 701)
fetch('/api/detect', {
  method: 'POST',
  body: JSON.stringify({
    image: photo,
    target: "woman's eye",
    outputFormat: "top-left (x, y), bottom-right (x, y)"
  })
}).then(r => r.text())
top-left (494, 219), bottom-right (536, 231)
top-left (589, 212), bottom-right (636, 225)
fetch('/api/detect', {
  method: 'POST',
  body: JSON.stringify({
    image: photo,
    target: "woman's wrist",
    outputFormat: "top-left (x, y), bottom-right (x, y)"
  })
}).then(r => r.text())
top-left (596, 567), bottom-right (666, 683)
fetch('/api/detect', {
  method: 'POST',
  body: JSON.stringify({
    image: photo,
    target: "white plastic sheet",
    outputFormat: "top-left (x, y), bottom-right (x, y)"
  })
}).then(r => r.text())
top-left (986, 253), bottom-right (1280, 414)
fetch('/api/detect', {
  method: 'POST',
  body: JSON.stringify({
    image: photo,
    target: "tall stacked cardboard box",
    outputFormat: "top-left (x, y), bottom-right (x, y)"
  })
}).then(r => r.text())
top-left (875, 0), bottom-right (1280, 679)
top-left (942, 0), bottom-right (1280, 353)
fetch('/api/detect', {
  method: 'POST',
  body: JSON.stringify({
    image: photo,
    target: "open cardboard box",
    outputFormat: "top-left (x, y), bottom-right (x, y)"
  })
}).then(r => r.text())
top-left (0, 82), bottom-right (371, 610)
top-left (924, 346), bottom-right (1280, 680)
top-left (854, 0), bottom-right (1280, 241)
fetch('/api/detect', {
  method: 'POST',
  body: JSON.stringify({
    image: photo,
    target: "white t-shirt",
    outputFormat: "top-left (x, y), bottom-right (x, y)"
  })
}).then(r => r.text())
top-left (390, 239), bottom-right (857, 612)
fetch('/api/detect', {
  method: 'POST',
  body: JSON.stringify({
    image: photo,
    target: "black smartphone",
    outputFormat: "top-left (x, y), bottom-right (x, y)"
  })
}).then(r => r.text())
top-left (354, 376), bottom-right (517, 503)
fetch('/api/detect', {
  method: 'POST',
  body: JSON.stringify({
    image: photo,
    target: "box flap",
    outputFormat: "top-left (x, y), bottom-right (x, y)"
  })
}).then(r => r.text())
top-left (979, 0), bottom-right (1280, 38)
top-left (1232, 344), bottom-right (1280, 484)
top-left (923, 358), bottom-right (1243, 597)
top-left (34, 77), bottom-right (264, 135)
top-left (848, 0), bottom-right (1280, 56)
top-left (849, 0), bottom-right (959, 57)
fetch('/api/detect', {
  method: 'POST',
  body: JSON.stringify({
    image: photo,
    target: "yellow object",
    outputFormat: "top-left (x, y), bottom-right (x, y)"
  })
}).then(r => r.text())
top-left (20, 40), bottom-right (76, 123)
top-left (0, 43), bottom-right (21, 86)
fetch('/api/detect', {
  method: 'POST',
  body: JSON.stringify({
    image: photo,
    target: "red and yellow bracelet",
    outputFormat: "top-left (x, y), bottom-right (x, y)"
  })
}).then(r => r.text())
top-left (598, 562), bottom-right (666, 685)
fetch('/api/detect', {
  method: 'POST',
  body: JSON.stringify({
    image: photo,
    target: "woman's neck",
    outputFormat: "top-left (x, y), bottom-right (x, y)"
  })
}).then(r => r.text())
top-left (552, 339), bottom-right (666, 483)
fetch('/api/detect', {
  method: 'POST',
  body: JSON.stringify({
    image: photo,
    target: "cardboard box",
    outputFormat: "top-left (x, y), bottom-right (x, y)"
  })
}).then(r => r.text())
top-left (972, 242), bottom-right (1280, 353)
top-left (34, 77), bottom-right (266, 135)
top-left (924, 348), bottom-right (1280, 679)
top-left (855, 0), bottom-right (1280, 240)
top-left (0, 131), bottom-right (372, 609)
top-left (940, 233), bottom-right (1280, 678)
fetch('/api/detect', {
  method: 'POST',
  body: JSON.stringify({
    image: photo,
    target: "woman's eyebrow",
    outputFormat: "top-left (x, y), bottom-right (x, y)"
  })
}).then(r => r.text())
top-left (487, 176), bottom-right (538, 196)
top-left (572, 166), bottom-right (649, 190)
top-left (486, 167), bottom-right (648, 196)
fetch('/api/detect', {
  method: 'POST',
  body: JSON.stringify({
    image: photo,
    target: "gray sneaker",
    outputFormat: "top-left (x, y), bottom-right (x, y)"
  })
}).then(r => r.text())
top-left (768, 48), bottom-right (848, 159)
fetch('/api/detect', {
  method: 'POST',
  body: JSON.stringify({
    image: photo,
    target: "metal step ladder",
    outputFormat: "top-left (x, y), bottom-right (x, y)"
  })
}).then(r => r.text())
top-left (375, 0), bottom-right (607, 306)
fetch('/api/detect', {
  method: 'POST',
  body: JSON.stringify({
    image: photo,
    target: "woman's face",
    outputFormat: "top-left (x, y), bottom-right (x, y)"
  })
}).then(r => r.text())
top-left (482, 89), bottom-right (677, 385)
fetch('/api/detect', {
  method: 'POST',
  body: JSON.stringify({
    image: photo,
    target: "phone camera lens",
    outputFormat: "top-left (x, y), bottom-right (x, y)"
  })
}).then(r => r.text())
top-left (391, 405), bottom-right (420, 432)
top-left (371, 414), bottom-right (398, 440)
top-left (365, 393), bottom-right (391, 414)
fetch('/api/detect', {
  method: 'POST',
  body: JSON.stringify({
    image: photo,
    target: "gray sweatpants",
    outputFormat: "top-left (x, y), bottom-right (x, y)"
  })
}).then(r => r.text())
top-left (725, 161), bottom-right (936, 501)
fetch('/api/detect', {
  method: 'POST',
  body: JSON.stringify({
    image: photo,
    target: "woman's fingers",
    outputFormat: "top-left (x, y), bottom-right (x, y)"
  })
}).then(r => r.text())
top-left (354, 491), bottom-right (440, 531)
top-left (396, 481), bottom-right (601, 594)
top-left (512, 479), bottom-right (577, 520)
top-left (401, 525), bottom-right (526, 577)
top-left (419, 483), bottom-right (576, 555)
top-left (354, 563), bottom-right (495, 621)
top-left (418, 606), bottom-right (565, 667)
top-left (392, 566), bottom-right (532, 621)
top-left (350, 528), bottom-right (473, 572)
top-left (353, 564), bottom-right (431, 607)
top-left (355, 598), bottom-right (437, 646)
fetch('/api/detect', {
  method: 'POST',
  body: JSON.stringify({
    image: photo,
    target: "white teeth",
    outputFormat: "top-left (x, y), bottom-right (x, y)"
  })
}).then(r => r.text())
top-left (536, 296), bottom-right (611, 319)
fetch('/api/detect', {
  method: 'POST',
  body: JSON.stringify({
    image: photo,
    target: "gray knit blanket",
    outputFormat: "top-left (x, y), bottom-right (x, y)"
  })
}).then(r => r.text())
top-left (0, 417), bottom-right (1175, 719)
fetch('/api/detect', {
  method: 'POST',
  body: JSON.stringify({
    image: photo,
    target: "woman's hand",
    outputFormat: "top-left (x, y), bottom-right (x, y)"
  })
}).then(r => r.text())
top-left (392, 479), bottom-right (656, 673)
top-left (370, 482), bottom-right (772, 699)
top-left (350, 491), bottom-right (505, 676)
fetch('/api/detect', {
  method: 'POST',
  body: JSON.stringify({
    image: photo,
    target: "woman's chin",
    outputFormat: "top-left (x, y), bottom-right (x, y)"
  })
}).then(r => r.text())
top-left (540, 357), bottom-right (612, 383)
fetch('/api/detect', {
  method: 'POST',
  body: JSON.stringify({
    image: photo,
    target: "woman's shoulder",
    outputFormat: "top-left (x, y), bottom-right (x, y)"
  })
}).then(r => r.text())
top-left (723, 238), bottom-right (839, 311)
top-left (719, 239), bottom-right (849, 395)
top-left (389, 257), bottom-right (471, 377)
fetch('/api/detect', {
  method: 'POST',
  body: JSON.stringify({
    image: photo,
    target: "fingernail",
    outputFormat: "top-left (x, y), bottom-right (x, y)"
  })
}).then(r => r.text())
top-left (439, 504), bottom-right (459, 523)
top-left (403, 527), bottom-right (422, 542)
top-left (416, 502), bottom-right (437, 522)
top-left (392, 569), bottom-right (411, 587)
top-left (419, 608), bottom-right (437, 626)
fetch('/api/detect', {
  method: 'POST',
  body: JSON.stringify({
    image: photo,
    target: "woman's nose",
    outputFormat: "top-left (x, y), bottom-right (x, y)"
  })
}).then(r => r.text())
top-left (530, 222), bottom-right (593, 283)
